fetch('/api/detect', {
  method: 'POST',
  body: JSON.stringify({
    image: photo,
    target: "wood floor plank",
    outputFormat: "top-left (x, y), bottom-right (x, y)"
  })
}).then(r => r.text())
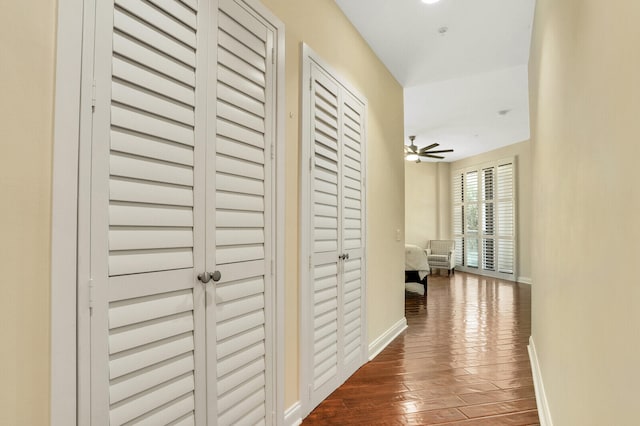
top-left (302, 272), bottom-right (539, 425)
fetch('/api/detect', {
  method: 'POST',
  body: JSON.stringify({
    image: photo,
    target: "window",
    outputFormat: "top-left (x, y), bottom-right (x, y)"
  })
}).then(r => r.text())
top-left (452, 159), bottom-right (516, 279)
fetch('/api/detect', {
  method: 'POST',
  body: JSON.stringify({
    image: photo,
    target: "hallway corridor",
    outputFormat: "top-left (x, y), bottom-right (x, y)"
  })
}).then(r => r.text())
top-left (303, 273), bottom-right (539, 425)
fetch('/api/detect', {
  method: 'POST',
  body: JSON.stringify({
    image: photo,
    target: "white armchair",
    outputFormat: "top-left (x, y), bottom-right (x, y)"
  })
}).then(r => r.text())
top-left (425, 240), bottom-right (456, 276)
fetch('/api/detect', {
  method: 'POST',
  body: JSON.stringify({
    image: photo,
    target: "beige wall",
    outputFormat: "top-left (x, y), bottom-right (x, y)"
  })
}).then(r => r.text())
top-left (405, 162), bottom-right (437, 247)
top-left (258, 0), bottom-right (406, 409)
top-left (451, 140), bottom-right (532, 281)
top-left (529, 0), bottom-right (640, 424)
top-left (0, 1), bottom-right (57, 424)
top-left (405, 162), bottom-right (451, 247)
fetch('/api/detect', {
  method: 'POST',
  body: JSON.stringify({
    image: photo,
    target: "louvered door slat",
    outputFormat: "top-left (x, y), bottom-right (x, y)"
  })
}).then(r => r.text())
top-left (133, 394), bottom-right (195, 426)
top-left (110, 204), bottom-right (193, 227)
top-left (218, 51), bottom-right (266, 91)
top-left (111, 105), bottom-right (194, 147)
top-left (109, 374), bottom-right (195, 425)
top-left (110, 152), bottom-right (193, 186)
top-left (111, 81), bottom-right (195, 126)
top-left (112, 33), bottom-right (195, 86)
top-left (113, 8), bottom-right (195, 67)
top-left (112, 58), bottom-right (195, 107)
top-left (115, 0), bottom-right (197, 48)
top-left (109, 353), bottom-right (194, 404)
top-left (111, 130), bottom-right (194, 166)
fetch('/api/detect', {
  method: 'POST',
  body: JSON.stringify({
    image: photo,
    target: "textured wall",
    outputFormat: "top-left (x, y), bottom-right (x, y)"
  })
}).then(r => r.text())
top-left (529, 0), bottom-right (640, 423)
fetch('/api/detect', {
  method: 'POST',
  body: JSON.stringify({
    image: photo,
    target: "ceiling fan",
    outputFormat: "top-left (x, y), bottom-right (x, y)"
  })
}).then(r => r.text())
top-left (404, 135), bottom-right (454, 163)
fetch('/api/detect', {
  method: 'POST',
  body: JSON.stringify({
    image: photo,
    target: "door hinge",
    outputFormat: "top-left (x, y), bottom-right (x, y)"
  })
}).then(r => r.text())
top-left (309, 157), bottom-right (313, 170)
top-left (271, 143), bottom-right (275, 160)
top-left (309, 255), bottom-right (312, 270)
top-left (91, 80), bottom-right (96, 112)
top-left (308, 384), bottom-right (313, 400)
top-left (271, 47), bottom-right (275, 64)
top-left (88, 278), bottom-right (95, 310)
top-left (310, 77), bottom-right (313, 91)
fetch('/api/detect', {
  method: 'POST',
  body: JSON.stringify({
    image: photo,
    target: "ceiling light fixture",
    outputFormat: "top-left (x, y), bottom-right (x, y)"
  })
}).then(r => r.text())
top-left (421, 0), bottom-right (441, 4)
top-left (406, 153), bottom-right (419, 162)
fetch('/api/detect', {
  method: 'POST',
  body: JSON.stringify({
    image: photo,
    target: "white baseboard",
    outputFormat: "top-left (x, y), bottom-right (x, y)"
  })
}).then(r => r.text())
top-left (518, 276), bottom-right (533, 285)
top-left (528, 336), bottom-right (553, 426)
top-left (284, 401), bottom-right (302, 426)
top-left (368, 317), bottom-right (407, 361)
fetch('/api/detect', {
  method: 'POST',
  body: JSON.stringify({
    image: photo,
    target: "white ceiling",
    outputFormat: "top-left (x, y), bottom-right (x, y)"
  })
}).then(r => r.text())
top-left (335, 0), bottom-right (536, 162)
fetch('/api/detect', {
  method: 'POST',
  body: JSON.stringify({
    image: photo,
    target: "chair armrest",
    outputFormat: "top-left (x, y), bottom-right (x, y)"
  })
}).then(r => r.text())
top-left (424, 249), bottom-right (432, 256)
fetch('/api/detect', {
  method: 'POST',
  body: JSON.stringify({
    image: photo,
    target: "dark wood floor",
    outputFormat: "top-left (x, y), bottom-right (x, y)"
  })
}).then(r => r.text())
top-left (303, 272), bottom-right (538, 425)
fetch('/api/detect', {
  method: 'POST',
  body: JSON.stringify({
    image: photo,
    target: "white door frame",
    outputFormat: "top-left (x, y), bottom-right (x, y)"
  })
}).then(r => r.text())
top-left (299, 43), bottom-right (368, 416)
top-left (50, 1), bottom-right (286, 424)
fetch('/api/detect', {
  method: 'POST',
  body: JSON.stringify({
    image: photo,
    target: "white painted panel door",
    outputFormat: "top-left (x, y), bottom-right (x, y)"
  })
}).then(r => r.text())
top-left (209, 0), bottom-right (274, 424)
top-left (89, 0), bottom-right (275, 424)
top-left (340, 91), bottom-right (366, 380)
top-left (308, 65), bottom-right (342, 408)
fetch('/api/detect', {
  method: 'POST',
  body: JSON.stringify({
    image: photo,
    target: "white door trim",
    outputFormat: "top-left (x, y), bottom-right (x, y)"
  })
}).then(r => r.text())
top-left (50, 0), bottom-right (83, 424)
top-left (50, 1), bottom-right (286, 423)
top-left (299, 43), bottom-right (368, 417)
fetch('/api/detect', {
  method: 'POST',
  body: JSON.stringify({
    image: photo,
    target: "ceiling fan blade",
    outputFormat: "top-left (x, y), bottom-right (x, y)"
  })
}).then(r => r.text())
top-left (404, 145), bottom-right (411, 154)
top-left (422, 149), bottom-right (454, 154)
top-left (423, 154), bottom-right (445, 159)
top-left (419, 143), bottom-right (439, 153)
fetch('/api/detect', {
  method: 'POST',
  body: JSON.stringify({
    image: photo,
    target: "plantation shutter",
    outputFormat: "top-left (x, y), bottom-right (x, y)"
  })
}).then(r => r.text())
top-left (452, 172), bottom-right (464, 266)
top-left (211, 0), bottom-right (274, 424)
top-left (340, 91), bottom-right (366, 378)
top-left (465, 171), bottom-right (479, 268)
top-left (452, 158), bottom-right (516, 279)
top-left (91, 0), bottom-right (207, 424)
top-left (497, 162), bottom-right (515, 274)
top-left (309, 65), bottom-right (342, 406)
top-left (482, 167), bottom-right (495, 271)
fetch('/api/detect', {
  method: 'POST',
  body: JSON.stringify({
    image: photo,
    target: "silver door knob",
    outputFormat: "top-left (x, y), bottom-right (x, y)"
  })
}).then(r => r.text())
top-left (197, 272), bottom-right (213, 283)
top-left (198, 271), bottom-right (222, 283)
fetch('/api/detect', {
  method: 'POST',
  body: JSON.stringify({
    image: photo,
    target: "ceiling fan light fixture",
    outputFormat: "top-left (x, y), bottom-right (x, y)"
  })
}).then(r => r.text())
top-left (421, 0), bottom-right (441, 4)
top-left (406, 153), bottom-right (419, 162)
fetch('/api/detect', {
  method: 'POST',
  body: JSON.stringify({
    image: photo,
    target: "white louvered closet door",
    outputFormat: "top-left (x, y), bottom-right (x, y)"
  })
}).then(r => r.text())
top-left (209, 0), bottom-right (274, 424)
top-left (308, 65), bottom-right (342, 407)
top-left (306, 60), bottom-right (367, 412)
top-left (89, 0), bottom-right (276, 424)
top-left (340, 92), bottom-right (366, 379)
